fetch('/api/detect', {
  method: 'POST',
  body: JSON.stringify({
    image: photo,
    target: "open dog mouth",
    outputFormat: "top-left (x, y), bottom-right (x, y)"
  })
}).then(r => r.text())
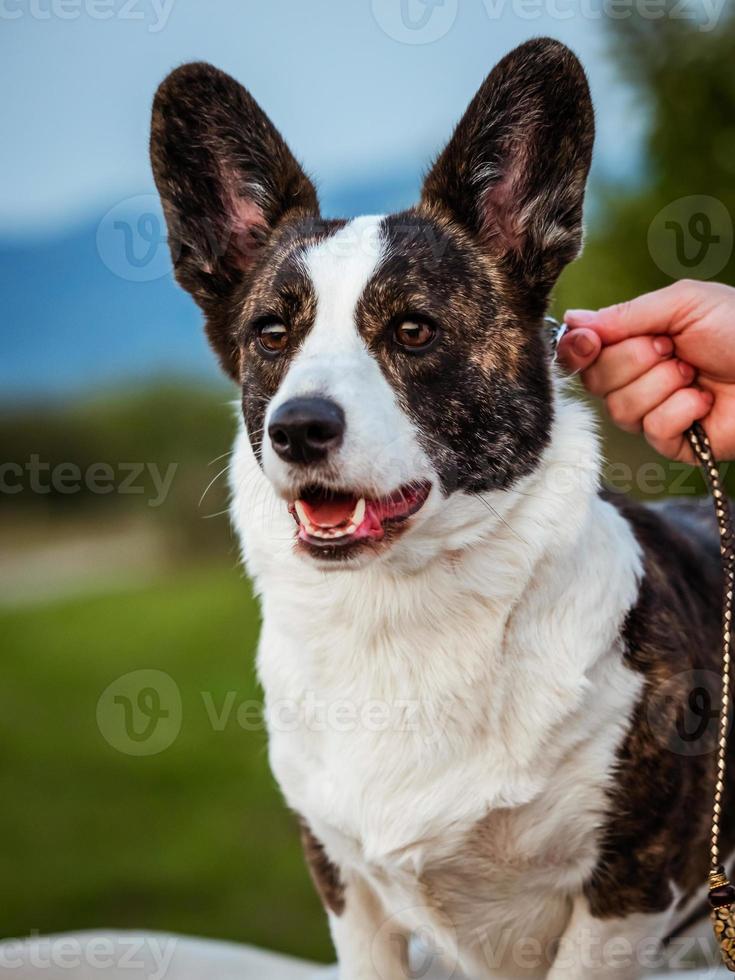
top-left (288, 482), bottom-right (431, 550)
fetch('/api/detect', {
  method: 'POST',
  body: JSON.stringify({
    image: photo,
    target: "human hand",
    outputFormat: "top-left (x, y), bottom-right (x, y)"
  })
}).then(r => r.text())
top-left (557, 280), bottom-right (735, 463)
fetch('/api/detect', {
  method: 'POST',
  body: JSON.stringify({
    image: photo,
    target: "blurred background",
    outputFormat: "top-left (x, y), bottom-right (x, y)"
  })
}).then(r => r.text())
top-left (2, 0), bottom-right (734, 964)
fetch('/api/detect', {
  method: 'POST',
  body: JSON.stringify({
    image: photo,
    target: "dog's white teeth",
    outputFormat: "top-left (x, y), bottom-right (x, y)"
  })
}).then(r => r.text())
top-left (309, 525), bottom-right (355, 539)
top-left (351, 498), bottom-right (366, 525)
top-left (293, 496), bottom-right (366, 540)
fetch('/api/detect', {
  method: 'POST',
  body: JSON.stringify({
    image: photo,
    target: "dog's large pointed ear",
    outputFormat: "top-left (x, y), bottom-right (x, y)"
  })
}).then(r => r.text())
top-left (421, 38), bottom-right (593, 297)
top-left (150, 62), bottom-right (319, 378)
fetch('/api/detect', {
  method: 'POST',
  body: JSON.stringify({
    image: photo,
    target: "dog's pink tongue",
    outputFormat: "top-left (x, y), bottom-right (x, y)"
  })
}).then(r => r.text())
top-left (299, 495), bottom-right (357, 529)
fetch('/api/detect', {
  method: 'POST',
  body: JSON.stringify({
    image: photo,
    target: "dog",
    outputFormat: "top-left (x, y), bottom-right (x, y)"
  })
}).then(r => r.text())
top-left (150, 38), bottom-right (731, 979)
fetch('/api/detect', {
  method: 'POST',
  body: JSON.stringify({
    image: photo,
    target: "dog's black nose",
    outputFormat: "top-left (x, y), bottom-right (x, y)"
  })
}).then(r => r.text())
top-left (268, 397), bottom-right (345, 464)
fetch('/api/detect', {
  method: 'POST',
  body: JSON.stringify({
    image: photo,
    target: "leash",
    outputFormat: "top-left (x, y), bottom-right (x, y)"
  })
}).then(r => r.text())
top-left (546, 316), bottom-right (735, 970)
top-left (693, 420), bottom-right (735, 970)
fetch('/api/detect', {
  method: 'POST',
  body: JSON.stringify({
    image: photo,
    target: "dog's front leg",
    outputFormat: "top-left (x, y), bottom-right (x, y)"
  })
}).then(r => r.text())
top-left (546, 894), bottom-right (672, 980)
top-left (329, 874), bottom-right (411, 980)
top-left (300, 822), bottom-right (409, 979)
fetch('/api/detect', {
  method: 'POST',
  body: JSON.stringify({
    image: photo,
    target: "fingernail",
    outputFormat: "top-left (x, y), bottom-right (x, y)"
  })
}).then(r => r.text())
top-left (571, 333), bottom-right (595, 358)
top-left (678, 361), bottom-right (695, 381)
top-left (564, 309), bottom-right (598, 326)
top-left (653, 337), bottom-right (674, 356)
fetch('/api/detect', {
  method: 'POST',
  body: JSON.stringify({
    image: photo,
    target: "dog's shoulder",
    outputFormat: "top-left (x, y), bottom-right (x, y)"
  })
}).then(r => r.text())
top-left (604, 490), bottom-right (723, 668)
top-left (587, 490), bottom-right (729, 920)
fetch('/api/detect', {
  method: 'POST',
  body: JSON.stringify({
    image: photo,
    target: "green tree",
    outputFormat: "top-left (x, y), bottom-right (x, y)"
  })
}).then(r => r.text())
top-left (553, 5), bottom-right (735, 494)
top-left (555, 3), bottom-right (735, 315)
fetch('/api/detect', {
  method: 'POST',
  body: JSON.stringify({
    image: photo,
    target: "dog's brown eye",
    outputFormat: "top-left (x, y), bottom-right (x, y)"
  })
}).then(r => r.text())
top-left (257, 322), bottom-right (288, 354)
top-left (393, 319), bottom-right (437, 351)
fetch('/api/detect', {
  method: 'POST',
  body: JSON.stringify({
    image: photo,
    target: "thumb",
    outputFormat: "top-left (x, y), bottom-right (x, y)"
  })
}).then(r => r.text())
top-left (556, 327), bottom-right (602, 374)
top-left (564, 281), bottom-right (695, 346)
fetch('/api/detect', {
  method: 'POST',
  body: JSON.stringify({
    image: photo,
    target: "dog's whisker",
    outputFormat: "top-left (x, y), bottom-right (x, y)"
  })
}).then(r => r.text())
top-left (198, 464), bottom-right (232, 509)
top-left (208, 449), bottom-right (234, 467)
top-left (201, 507), bottom-right (231, 520)
top-left (473, 494), bottom-right (528, 546)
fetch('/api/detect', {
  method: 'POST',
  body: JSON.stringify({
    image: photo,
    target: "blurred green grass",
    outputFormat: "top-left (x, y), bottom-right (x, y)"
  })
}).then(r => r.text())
top-left (0, 563), bottom-right (332, 962)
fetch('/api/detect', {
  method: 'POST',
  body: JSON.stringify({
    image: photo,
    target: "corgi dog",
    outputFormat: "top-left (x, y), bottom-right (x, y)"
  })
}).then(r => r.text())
top-left (150, 38), bottom-right (729, 979)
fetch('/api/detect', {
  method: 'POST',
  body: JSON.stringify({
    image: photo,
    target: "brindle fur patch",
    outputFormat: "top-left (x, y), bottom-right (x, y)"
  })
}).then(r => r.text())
top-left (420, 38), bottom-right (594, 297)
top-left (355, 210), bottom-right (554, 494)
top-left (233, 217), bottom-right (346, 460)
top-left (585, 495), bottom-right (735, 918)
top-left (150, 62), bottom-right (320, 379)
top-left (299, 819), bottom-right (346, 916)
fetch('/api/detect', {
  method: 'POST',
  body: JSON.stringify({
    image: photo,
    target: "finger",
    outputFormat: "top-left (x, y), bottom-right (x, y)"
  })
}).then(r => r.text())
top-left (605, 359), bottom-right (696, 433)
top-left (564, 280), bottom-right (701, 346)
top-left (582, 335), bottom-right (674, 398)
top-left (642, 388), bottom-right (715, 462)
top-left (556, 328), bottom-right (601, 374)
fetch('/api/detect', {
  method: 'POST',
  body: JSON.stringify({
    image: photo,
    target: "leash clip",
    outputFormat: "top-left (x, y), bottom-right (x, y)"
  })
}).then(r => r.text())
top-left (544, 315), bottom-right (568, 363)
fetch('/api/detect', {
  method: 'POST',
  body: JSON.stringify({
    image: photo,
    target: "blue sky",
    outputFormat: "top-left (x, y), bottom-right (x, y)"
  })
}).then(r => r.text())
top-left (0, 1), bottom-right (651, 401)
top-left (1, 0), bottom-right (645, 238)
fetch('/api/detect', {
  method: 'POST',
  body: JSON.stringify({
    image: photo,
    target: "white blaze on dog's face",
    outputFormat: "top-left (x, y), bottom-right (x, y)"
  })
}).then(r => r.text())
top-left (150, 40), bottom-right (594, 565)
top-left (259, 216), bottom-right (437, 557)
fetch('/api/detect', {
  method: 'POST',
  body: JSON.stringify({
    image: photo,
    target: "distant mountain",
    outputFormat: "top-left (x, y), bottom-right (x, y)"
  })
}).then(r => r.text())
top-left (0, 173), bottom-right (420, 405)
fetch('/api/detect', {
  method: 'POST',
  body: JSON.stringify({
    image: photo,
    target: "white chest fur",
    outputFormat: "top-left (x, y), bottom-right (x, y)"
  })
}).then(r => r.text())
top-left (230, 394), bottom-right (644, 969)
